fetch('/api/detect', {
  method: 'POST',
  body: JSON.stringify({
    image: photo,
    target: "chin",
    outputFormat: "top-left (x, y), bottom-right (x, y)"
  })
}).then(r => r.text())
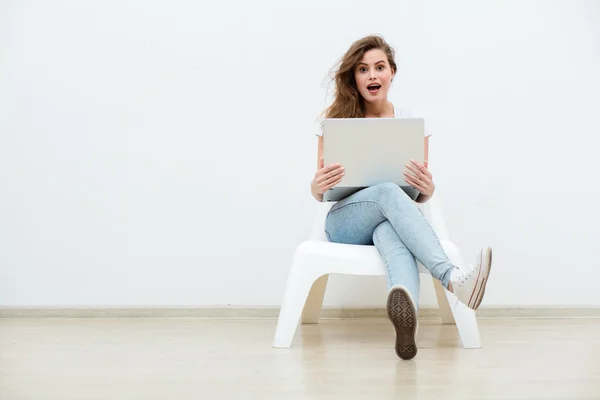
top-left (363, 93), bottom-right (386, 103)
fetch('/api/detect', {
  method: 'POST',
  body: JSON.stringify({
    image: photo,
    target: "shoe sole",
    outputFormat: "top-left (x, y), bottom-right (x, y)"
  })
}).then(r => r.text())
top-left (386, 287), bottom-right (417, 360)
top-left (472, 247), bottom-right (492, 310)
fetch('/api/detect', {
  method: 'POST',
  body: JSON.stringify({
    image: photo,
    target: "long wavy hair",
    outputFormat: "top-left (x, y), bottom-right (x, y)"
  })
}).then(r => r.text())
top-left (322, 35), bottom-right (397, 119)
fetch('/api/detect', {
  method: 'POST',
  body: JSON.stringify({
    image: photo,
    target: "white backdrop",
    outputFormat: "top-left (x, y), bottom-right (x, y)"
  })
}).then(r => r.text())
top-left (1, 0), bottom-right (599, 307)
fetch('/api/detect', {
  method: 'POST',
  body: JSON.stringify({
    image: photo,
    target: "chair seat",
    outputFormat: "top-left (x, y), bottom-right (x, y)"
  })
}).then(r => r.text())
top-left (295, 240), bottom-right (431, 277)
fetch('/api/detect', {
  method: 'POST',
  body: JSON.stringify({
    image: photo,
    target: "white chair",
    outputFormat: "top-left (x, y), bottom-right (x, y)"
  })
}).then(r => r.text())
top-left (272, 193), bottom-right (482, 349)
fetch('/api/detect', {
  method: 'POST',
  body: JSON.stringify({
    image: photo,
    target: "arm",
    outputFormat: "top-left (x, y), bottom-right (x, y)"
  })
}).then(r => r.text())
top-left (310, 136), bottom-right (325, 202)
top-left (415, 135), bottom-right (435, 203)
top-left (310, 136), bottom-right (344, 202)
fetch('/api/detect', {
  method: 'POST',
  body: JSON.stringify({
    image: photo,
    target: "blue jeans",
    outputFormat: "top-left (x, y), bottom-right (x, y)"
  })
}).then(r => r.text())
top-left (324, 182), bottom-right (455, 307)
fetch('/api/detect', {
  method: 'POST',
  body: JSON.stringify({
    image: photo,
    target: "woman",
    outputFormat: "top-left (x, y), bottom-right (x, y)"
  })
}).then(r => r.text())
top-left (310, 35), bottom-right (492, 360)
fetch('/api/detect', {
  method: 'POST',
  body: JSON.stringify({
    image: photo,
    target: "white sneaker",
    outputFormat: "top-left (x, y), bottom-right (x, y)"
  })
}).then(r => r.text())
top-left (450, 247), bottom-right (492, 310)
top-left (386, 285), bottom-right (419, 360)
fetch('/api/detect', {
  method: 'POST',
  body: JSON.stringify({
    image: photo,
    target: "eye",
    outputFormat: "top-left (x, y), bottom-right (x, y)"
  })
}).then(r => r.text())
top-left (359, 67), bottom-right (367, 73)
top-left (377, 65), bottom-right (385, 71)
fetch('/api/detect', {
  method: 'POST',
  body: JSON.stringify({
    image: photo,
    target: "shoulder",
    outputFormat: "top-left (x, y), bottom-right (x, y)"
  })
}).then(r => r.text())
top-left (315, 121), bottom-right (323, 137)
top-left (393, 105), bottom-right (416, 119)
top-left (393, 105), bottom-right (430, 137)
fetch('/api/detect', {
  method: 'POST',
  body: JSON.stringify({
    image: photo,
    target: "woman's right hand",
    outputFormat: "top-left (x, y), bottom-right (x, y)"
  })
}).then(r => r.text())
top-left (311, 157), bottom-right (345, 196)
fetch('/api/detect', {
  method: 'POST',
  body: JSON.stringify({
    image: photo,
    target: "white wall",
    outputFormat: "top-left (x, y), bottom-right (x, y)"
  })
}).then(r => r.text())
top-left (1, 0), bottom-right (599, 307)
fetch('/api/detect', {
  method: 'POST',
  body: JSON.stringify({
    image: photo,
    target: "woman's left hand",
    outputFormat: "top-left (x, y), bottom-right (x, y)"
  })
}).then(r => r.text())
top-left (404, 160), bottom-right (435, 196)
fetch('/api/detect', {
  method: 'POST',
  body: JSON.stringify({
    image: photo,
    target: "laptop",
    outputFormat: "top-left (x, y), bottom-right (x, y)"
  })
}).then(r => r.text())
top-left (322, 117), bottom-right (425, 202)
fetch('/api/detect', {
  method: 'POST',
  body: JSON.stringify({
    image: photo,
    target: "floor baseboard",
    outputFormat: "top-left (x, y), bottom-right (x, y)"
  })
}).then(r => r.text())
top-left (1, 306), bottom-right (600, 319)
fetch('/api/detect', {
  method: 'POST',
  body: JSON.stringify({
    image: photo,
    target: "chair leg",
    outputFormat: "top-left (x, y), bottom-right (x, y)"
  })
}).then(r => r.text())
top-left (273, 258), bottom-right (322, 348)
top-left (301, 274), bottom-right (329, 324)
top-left (443, 241), bottom-right (482, 349)
top-left (449, 294), bottom-right (482, 348)
top-left (432, 278), bottom-right (455, 324)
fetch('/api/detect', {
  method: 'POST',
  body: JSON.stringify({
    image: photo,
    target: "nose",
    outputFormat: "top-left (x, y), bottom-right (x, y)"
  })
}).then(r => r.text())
top-left (369, 69), bottom-right (377, 80)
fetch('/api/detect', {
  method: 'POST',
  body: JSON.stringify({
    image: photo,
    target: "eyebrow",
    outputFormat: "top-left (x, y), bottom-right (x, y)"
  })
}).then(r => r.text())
top-left (357, 60), bottom-right (386, 66)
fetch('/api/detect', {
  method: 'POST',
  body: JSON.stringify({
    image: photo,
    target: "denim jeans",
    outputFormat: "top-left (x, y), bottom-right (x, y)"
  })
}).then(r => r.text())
top-left (324, 182), bottom-right (455, 307)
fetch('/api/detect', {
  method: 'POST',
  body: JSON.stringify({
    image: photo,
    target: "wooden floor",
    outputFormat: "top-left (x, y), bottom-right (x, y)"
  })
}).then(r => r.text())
top-left (1, 317), bottom-right (599, 399)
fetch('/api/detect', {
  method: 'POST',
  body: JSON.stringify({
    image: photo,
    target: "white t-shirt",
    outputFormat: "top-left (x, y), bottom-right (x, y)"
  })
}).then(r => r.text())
top-left (315, 104), bottom-right (428, 137)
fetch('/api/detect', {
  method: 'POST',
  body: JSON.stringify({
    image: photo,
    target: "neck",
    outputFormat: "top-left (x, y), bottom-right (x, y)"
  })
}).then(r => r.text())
top-left (364, 99), bottom-right (393, 118)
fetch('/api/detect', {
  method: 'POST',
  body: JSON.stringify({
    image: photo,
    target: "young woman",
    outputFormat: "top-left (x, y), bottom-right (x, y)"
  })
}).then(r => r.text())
top-left (310, 35), bottom-right (492, 360)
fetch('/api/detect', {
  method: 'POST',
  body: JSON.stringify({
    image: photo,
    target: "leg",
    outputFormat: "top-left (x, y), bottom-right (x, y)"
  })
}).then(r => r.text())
top-left (326, 199), bottom-right (421, 360)
top-left (373, 220), bottom-right (420, 360)
top-left (433, 279), bottom-right (455, 324)
top-left (372, 221), bottom-right (420, 306)
top-left (273, 244), bottom-right (324, 348)
top-left (301, 274), bottom-right (329, 324)
top-left (444, 241), bottom-right (482, 348)
top-left (273, 268), bottom-right (316, 348)
top-left (450, 299), bottom-right (482, 348)
top-left (327, 182), bottom-right (454, 288)
top-left (328, 183), bottom-right (492, 311)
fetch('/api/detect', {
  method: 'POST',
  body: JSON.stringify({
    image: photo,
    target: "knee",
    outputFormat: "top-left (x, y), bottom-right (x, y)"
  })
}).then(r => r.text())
top-left (371, 182), bottom-right (407, 199)
top-left (368, 182), bottom-right (413, 209)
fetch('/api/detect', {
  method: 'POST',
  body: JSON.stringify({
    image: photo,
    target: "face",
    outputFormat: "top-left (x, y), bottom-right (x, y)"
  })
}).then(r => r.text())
top-left (353, 48), bottom-right (395, 103)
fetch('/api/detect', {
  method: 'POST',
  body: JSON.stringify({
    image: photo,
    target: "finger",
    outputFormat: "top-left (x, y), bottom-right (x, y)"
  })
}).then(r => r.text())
top-left (406, 170), bottom-right (431, 186)
top-left (320, 162), bottom-right (342, 175)
top-left (322, 171), bottom-right (345, 187)
top-left (319, 157), bottom-right (324, 169)
top-left (411, 159), bottom-right (431, 177)
top-left (405, 163), bottom-right (424, 178)
top-left (407, 162), bottom-right (432, 180)
top-left (424, 160), bottom-right (429, 169)
top-left (318, 166), bottom-right (345, 183)
top-left (404, 172), bottom-right (421, 185)
top-left (406, 180), bottom-right (426, 193)
top-left (322, 176), bottom-right (344, 191)
top-left (404, 174), bottom-right (427, 192)
top-left (406, 172), bottom-right (431, 190)
top-left (410, 159), bottom-right (427, 173)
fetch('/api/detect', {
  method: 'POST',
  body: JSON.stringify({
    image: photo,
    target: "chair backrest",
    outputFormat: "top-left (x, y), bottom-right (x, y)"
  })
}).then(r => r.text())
top-left (309, 201), bottom-right (335, 241)
top-left (420, 194), bottom-right (449, 242)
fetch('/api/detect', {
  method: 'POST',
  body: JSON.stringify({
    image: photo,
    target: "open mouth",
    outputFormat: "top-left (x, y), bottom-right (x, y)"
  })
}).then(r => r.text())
top-left (367, 84), bottom-right (381, 93)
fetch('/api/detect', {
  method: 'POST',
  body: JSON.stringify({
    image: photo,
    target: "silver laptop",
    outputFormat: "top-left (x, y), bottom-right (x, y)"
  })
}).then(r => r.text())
top-left (322, 117), bottom-right (425, 202)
